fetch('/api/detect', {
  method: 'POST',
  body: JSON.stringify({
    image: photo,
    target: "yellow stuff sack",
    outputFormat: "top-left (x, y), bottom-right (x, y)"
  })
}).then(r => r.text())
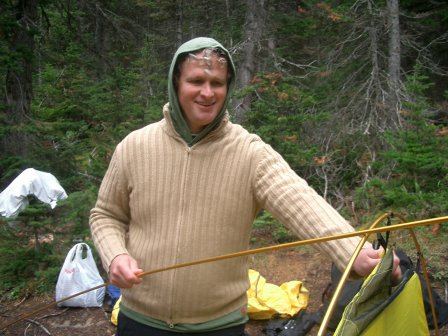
top-left (247, 269), bottom-right (309, 320)
top-left (111, 296), bottom-right (121, 326)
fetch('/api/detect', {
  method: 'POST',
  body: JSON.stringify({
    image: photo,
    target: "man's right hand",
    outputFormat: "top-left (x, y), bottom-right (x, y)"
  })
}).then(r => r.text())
top-left (109, 254), bottom-right (143, 288)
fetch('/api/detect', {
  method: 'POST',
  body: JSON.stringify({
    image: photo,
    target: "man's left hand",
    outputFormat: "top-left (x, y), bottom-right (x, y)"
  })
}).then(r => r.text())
top-left (352, 244), bottom-right (402, 284)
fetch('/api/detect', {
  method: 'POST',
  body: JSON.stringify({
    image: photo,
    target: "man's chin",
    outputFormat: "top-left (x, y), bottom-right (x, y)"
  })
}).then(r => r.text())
top-left (196, 112), bottom-right (218, 123)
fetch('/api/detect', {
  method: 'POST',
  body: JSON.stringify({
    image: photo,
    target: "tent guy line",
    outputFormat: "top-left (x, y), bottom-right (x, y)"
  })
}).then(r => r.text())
top-left (1, 213), bottom-right (447, 331)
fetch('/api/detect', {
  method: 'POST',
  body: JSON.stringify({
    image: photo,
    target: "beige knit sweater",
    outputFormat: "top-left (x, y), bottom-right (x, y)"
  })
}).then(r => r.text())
top-left (90, 103), bottom-right (360, 325)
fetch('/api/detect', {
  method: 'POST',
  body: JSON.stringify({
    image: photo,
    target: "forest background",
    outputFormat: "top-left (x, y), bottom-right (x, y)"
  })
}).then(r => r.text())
top-left (0, 0), bottom-right (447, 300)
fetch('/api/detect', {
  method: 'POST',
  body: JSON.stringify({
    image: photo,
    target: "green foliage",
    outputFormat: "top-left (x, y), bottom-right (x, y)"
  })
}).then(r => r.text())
top-left (354, 69), bottom-right (448, 218)
top-left (241, 73), bottom-right (325, 173)
top-left (57, 187), bottom-right (99, 238)
top-left (0, 215), bottom-right (62, 297)
top-left (272, 1), bottom-right (351, 62)
top-left (252, 211), bottom-right (295, 243)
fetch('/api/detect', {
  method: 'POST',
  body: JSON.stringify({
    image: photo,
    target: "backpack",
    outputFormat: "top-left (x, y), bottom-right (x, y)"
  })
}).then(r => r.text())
top-left (322, 248), bottom-right (448, 331)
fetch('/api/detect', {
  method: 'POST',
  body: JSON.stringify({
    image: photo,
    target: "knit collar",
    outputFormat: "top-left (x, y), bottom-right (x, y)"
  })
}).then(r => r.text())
top-left (162, 103), bottom-right (230, 145)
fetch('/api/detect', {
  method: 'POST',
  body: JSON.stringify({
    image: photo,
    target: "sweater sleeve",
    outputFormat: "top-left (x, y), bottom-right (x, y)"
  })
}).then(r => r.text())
top-left (252, 143), bottom-right (362, 271)
top-left (89, 143), bottom-right (131, 272)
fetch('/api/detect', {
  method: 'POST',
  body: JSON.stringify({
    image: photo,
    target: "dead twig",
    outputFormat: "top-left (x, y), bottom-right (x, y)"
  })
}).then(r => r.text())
top-left (14, 295), bottom-right (29, 308)
top-left (38, 307), bottom-right (69, 320)
top-left (25, 319), bottom-right (51, 335)
top-left (77, 172), bottom-right (102, 183)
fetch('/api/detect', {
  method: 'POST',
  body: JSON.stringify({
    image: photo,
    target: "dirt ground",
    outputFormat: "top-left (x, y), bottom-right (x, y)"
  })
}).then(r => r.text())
top-left (1, 237), bottom-right (447, 335)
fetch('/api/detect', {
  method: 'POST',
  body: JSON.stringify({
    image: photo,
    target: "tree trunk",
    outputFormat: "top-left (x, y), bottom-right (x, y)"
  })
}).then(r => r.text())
top-left (225, 0), bottom-right (233, 47)
top-left (387, 0), bottom-right (401, 128)
top-left (233, 0), bottom-right (266, 123)
top-left (365, 0), bottom-right (381, 134)
top-left (3, 0), bottom-right (38, 156)
top-left (175, 0), bottom-right (183, 48)
top-left (94, 2), bottom-right (106, 79)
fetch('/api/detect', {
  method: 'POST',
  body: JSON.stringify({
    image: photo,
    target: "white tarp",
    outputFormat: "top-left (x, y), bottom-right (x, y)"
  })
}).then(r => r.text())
top-left (0, 168), bottom-right (68, 218)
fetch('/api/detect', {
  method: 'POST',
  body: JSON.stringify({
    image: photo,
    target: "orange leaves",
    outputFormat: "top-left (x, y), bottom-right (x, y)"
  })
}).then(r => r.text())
top-left (251, 73), bottom-right (301, 102)
top-left (277, 92), bottom-right (289, 100)
top-left (399, 109), bottom-right (412, 117)
top-left (316, 2), bottom-right (343, 22)
top-left (313, 156), bottom-right (329, 166)
top-left (297, 6), bottom-right (307, 14)
top-left (435, 127), bottom-right (448, 137)
top-left (298, 2), bottom-right (343, 22)
top-left (266, 72), bottom-right (282, 85)
top-left (284, 134), bottom-right (298, 142)
top-left (251, 72), bottom-right (282, 85)
top-left (318, 70), bottom-right (332, 78)
top-left (252, 72), bottom-right (283, 93)
top-left (327, 13), bottom-right (342, 22)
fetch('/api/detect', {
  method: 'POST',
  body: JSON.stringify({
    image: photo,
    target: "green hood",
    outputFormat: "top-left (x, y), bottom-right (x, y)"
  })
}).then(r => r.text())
top-left (167, 37), bottom-right (236, 146)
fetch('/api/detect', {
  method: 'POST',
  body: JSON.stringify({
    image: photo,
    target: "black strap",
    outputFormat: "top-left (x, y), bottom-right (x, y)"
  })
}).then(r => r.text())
top-left (373, 215), bottom-right (391, 250)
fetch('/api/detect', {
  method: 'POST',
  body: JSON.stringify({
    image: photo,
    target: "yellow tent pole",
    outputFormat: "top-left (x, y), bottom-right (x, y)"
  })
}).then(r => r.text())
top-left (1, 215), bottom-right (447, 331)
top-left (137, 215), bottom-right (448, 279)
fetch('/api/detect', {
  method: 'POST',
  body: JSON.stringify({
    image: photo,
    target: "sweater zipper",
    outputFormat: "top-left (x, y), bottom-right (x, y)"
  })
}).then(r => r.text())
top-left (169, 144), bottom-right (192, 325)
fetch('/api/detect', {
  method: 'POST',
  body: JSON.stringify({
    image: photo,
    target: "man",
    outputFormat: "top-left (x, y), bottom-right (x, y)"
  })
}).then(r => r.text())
top-left (90, 37), bottom-right (400, 336)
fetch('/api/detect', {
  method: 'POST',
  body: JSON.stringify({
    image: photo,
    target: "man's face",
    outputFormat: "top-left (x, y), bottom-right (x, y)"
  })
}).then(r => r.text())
top-left (176, 50), bottom-right (228, 134)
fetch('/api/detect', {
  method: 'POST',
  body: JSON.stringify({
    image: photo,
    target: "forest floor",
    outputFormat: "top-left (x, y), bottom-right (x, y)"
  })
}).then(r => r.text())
top-left (1, 227), bottom-right (447, 336)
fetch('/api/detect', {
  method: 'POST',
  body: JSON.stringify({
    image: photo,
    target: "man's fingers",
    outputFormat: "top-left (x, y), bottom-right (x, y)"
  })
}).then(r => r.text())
top-left (109, 255), bottom-right (143, 288)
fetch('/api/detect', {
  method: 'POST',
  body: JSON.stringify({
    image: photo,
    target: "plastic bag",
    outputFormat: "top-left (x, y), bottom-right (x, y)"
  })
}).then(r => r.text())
top-left (55, 243), bottom-right (105, 307)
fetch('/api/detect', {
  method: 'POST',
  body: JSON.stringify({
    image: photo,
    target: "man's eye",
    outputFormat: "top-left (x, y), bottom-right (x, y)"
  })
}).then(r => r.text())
top-left (212, 81), bottom-right (225, 87)
top-left (190, 79), bottom-right (203, 85)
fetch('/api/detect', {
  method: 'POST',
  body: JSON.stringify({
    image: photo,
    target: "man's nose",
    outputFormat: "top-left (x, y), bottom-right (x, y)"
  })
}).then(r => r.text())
top-left (200, 83), bottom-right (213, 97)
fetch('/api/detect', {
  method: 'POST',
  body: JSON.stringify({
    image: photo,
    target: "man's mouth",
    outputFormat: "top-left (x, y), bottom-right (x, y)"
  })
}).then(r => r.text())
top-left (197, 102), bottom-right (215, 107)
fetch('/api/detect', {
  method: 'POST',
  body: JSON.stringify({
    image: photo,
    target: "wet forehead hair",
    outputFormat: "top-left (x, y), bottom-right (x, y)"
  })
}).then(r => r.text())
top-left (173, 47), bottom-right (232, 88)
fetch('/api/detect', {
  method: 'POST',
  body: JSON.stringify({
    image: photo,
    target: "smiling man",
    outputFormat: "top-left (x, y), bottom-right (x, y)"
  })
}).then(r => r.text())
top-left (90, 37), bottom-right (400, 336)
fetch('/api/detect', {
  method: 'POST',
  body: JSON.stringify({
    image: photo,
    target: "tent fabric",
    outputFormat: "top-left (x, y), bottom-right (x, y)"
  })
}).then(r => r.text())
top-left (334, 249), bottom-right (429, 336)
top-left (321, 248), bottom-right (448, 332)
top-left (0, 168), bottom-right (68, 218)
top-left (247, 269), bottom-right (309, 320)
